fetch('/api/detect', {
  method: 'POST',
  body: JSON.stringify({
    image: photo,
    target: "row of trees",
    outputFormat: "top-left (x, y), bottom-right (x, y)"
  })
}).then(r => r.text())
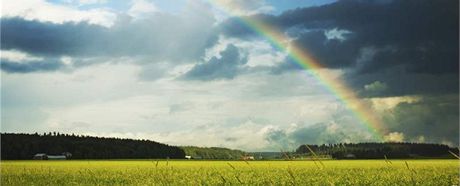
top-left (181, 146), bottom-right (245, 159)
top-left (1, 133), bottom-right (185, 160)
top-left (296, 142), bottom-right (459, 159)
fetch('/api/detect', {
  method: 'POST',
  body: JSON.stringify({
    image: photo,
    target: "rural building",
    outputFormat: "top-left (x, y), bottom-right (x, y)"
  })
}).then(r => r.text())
top-left (62, 152), bottom-right (72, 158)
top-left (32, 152), bottom-right (72, 160)
top-left (33, 153), bottom-right (48, 160)
top-left (47, 155), bottom-right (67, 160)
top-left (241, 156), bottom-right (255, 160)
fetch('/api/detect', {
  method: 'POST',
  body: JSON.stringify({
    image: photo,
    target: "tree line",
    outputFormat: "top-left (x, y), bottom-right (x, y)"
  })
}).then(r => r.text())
top-left (296, 142), bottom-right (459, 159)
top-left (181, 146), bottom-right (245, 159)
top-left (1, 133), bottom-right (185, 160)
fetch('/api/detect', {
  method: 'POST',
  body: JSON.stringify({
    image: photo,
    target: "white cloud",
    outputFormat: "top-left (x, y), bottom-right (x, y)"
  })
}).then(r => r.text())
top-left (61, 0), bottom-right (108, 6)
top-left (1, 50), bottom-right (44, 62)
top-left (210, 0), bottom-right (274, 22)
top-left (1, 0), bottom-right (116, 27)
top-left (324, 28), bottom-right (352, 42)
top-left (1, 61), bottom-right (349, 150)
top-left (205, 36), bottom-right (287, 68)
top-left (145, 120), bottom-right (276, 151)
top-left (128, 0), bottom-right (158, 19)
top-left (76, 0), bottom-right (108, 6)
top-left (384, 132), bottom-right (405, 142)
top-left (364, 81), bottom-right (388, 95)
top-left (212, 0), bottom-right (273, 16)
top-left (60, 56), bottom-right (73, 66)
top-left (369, 96), bottom-right (420, 112)
top-left (415, 136), bottom-right (425, 143)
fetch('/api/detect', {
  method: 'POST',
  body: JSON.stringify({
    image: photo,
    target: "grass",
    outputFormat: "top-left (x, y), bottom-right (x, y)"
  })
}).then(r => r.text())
top-left (1, 160), bottom-right (459, 185)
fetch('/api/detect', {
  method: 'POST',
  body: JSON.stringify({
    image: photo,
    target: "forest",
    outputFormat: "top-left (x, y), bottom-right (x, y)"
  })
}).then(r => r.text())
top-left (1, 133), bottom-right (185, 160)
top-left (295, 142), bottom-right (459, 159)
top-left (2, 133), bottom-right (458, 160)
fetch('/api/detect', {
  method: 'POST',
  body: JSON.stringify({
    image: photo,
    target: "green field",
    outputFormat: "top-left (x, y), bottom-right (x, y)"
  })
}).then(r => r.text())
top-left (1, 160), bottom-right (458, 185)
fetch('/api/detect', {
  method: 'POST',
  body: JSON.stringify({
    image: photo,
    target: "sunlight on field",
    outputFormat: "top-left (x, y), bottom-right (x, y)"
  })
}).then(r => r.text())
top-left (1, 160), bottom-right (458, 185)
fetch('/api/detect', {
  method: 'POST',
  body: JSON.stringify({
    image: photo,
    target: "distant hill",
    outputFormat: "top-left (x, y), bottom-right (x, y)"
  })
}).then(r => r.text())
top-left (1, 133), bottom-right (185, 160)
top-left (181, 146), bottom-right (245, 159)
top-left (296, 142), bottom-right (459, 159)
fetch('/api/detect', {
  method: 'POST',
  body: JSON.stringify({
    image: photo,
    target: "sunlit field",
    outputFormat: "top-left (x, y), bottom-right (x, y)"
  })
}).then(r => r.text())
top-left (1, 160), bottom-right (458, 185)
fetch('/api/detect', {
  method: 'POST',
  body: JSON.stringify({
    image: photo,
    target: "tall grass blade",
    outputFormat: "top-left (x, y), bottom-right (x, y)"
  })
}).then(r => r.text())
top-left (448, 150), bottom-right (460, 159)
top-left (227, 163), bottom-right (236, 170)
top-left (384, 155), bottom-right (392, 164)
top-left (306, 145), bottom-right (325, 168)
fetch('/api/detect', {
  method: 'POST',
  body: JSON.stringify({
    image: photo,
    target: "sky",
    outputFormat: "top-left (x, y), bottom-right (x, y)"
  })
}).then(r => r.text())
top-left (1, 0), bottom-right (458, 151)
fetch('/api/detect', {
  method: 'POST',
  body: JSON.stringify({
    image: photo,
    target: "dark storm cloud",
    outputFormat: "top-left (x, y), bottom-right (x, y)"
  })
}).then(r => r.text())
top-left (1, 18), bottom-right (107, 57)
top-left (348, 67), bottom-right (459, 97)
top-left (382, 95), bottom-right (459, 146)
top-left (264, 95), bottom-right (459, 147)
top-left (220, 0), bottom-right (458, 74)
top-left (182, 44), bottom-right (248, 81)
top-left (266, 29), bottom-right (362, 73)
top-left (260, 0), bottom-right (459, 147)
top-left (1, 16), bottom-right (217, 59)
top-left (1, 8), bottom-right (217, 69)
top-left (0, 59), bottom-right (64, 73)
top-left (219, 0), bottom-right (458, 97)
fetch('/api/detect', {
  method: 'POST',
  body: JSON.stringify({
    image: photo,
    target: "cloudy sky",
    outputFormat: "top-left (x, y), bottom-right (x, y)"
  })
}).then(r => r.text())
top-left (1, 0), bottom-right (458, 151)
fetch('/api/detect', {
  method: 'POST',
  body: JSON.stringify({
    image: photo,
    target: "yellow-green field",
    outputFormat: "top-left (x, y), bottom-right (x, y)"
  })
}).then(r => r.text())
top-left (1, 160), bottom-right (458, 185)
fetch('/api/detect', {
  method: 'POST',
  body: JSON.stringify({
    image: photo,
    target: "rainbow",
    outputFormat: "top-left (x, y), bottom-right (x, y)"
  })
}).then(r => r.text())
top-left (208, 1), bottom-right (387, 141)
